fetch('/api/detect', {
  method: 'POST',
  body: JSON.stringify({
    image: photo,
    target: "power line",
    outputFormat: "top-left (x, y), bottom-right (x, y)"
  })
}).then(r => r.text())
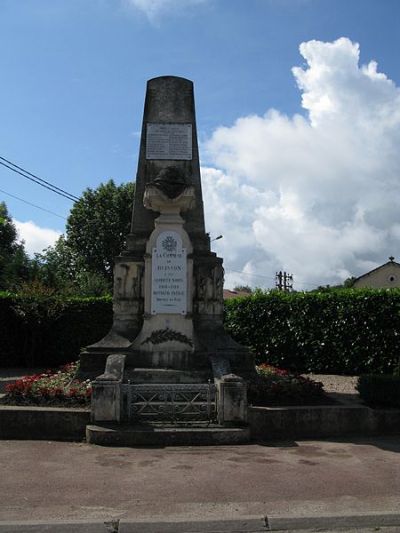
top-left (226, 268), bottom-right (277, 282)
top-left (0, 160), bottom-right (76, 202)
top-left (225, 267), bottom-right (326, 289)
top-left (0, 187), bottom-right (67, 220)
top-left (0, 156), bottom-right (79, 202)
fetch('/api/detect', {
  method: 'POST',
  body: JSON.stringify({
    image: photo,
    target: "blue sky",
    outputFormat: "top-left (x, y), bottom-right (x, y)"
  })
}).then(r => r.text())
top-left (1, 0), bottom-right (400, 289)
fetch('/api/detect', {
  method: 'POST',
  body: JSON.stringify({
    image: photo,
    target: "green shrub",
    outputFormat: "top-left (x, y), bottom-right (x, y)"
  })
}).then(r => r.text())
top-left (225, 289), bottom-right (400, 374)
top-left (356, 374), bottom-right (400, 408)
top-left (2, 287), bottom-right (400, 375)
top-left (0, 293), bottom-right (112, 367)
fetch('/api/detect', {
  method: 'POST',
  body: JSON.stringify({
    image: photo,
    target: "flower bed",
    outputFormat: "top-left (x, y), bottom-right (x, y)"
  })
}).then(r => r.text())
top-left (248, 363), bottom-right (327, 406)
top-left (1, 361), bottom-right (91, 407)
top-left (1, 362), bottom-right (328, 409)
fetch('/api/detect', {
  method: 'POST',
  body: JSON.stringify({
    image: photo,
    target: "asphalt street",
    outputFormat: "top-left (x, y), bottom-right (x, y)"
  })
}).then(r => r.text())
top-left (1, 437), bottom-right (400, 531)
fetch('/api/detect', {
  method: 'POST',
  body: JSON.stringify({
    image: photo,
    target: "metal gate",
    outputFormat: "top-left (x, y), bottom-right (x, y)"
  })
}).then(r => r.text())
top-left (122, 382), bottom-right (217, 424)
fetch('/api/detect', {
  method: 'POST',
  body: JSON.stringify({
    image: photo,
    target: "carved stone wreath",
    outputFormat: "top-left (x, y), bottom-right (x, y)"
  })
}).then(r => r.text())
top-left (141, 328), bottom-right (193, 347)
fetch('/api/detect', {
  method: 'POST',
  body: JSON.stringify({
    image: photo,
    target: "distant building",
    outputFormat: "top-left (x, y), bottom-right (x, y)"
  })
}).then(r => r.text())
top-left (353, 256), bottom-right (400, 289)
top-left (223, 289), bottom-right (252, 299)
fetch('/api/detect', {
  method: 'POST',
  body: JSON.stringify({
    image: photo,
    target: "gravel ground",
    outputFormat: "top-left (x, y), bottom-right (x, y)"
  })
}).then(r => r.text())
top-left (303, 374), bottom-right (362, 405)
top-left (305, 374), bottom-right (359, 395)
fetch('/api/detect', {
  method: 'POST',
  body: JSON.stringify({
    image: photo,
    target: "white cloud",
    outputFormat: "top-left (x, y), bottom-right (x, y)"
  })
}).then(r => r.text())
top-left (125, 0), bottom-right (208, 22)
top-left (14, 220), bottom-right (61, 257)
top-left (203, 37), bottom-right (400, 290)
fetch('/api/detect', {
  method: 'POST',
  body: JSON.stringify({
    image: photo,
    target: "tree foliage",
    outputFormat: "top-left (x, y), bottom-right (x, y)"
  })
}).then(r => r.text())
top-left (65, 179), bottom-right (135, 282)
top-left (233, 285), bottom-right (253, 293)
top-left (36, 180), bottom-right (135, 294)
top-left (0, 202), bottom-right (31, 290)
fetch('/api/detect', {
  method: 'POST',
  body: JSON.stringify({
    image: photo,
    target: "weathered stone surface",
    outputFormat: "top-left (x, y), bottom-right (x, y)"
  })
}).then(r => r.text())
top-left (96, 353), bottom-right (126, 381)
top-left (91, 354), bottom-right (126, 422)
top-left (216, 375), bottom-right (248, 426)
top-left (86, 423), bottom-right (250, 446)
top-left (126, 76), bottom-right (206, 250)
top-left (91, 381), bottom-right (122, 422)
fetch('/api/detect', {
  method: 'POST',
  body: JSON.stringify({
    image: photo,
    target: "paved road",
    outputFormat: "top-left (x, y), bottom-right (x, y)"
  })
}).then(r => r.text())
top-left (1, 437), bottom-right (400, 531)
top-left (1, 521), bottom-right (400, 532)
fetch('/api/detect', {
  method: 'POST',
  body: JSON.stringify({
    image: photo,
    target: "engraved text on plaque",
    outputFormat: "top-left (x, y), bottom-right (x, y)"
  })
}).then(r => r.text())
top-left (146, 123), bottom-right (192, 160)
top-left (151, 231), bottom-right (187, 314)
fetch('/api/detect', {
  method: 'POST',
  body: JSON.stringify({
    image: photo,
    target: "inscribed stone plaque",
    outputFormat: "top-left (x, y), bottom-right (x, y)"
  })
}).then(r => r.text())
top-left (146, 123), bottom-right (192, 160)
top-left (151, 231), bottom-right (187, 314)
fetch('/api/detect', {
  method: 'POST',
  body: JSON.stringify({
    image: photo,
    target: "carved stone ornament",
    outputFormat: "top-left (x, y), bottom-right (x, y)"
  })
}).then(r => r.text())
top-left (143, 184), bottom-right (196, 214)
top-left (148, 166), bottom-right (189, 199)
top-left (140, 328), bottom-right (193, 347)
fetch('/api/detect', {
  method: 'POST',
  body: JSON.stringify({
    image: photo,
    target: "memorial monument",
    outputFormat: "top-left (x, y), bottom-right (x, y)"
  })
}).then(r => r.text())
top-left (82, 76), bottom-right (255, 445)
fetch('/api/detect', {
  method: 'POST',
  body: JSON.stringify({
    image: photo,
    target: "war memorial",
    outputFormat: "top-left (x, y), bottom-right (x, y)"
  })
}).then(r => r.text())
top-left (80, 76), bottom-right (255, 445)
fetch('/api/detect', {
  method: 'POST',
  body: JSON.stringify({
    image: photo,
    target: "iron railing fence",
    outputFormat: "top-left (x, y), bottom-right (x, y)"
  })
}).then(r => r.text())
top-left (121, 382), bottom-right (217, 424)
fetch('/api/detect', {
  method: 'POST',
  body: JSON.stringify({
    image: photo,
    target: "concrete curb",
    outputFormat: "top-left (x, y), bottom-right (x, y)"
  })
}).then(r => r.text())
top-left (1, 403), bottom-right (400, 442)
top-left (249, 404), bottom-right (400, 440)
top-left (0, 518), bottom-right (266, 533)
top-left (2, 513), bottom-right (400, 532)
top-left (267, 512), bottom-right (400, 530)
top-left (0, 405), bottom-right (90, 441)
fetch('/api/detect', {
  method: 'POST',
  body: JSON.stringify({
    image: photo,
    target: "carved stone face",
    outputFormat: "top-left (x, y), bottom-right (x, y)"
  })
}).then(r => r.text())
top-left (149, 166), bottom-right (188, 199)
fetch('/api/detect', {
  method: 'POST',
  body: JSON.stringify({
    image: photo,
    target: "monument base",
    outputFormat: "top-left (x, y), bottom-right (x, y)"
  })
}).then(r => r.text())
top-left (86, 423), bottom-right (250, 446)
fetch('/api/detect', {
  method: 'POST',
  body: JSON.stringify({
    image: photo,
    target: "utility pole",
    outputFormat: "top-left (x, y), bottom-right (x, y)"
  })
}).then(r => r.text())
top-left (275, 271), bottom-right (293, 292)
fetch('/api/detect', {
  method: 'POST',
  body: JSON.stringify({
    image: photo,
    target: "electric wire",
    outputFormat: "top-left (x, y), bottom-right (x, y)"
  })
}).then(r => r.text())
top-left (0, 187), bottom-right (67, 220)
top-left (0, 156), bottom-right (79, 201)
top-left (225, 268), bottom-right (323, 290)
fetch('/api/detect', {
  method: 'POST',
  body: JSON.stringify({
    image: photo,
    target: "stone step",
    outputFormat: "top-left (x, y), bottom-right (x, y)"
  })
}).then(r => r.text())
top-left (125, 350), bottom-right (211, 372)
top-left (124, 368), bottom-right (212, 384)
top-left (86, 423), bottom-right (250, 446)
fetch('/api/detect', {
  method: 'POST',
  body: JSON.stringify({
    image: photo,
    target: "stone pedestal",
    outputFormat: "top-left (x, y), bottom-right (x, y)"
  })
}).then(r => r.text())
top-left (216, 375), bottom-right (248, 426)
top-left (91, 354), bottom-right (125, 422)
top-left (131, 184), bottom-right (195, 355)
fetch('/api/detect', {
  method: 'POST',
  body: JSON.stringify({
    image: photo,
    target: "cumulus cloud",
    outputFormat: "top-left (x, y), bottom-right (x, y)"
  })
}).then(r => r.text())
top-left (125, 0), bottom-right (208, 22)
top-left (203, 37), bottom-right (400, 290)
top-left (14, 220), bottom-right (61, 257)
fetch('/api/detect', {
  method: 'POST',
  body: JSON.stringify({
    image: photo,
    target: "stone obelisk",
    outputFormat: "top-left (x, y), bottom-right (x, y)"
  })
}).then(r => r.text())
top-left (80, 76), bottom-right (254, 391)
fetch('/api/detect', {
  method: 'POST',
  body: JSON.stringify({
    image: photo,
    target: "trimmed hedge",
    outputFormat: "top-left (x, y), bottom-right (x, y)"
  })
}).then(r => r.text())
top-left (2, 289), bottom-right (400, 374)
top-left (0, 293), bottom-right (112, 367)
top-left (357, 375), bottom-right (400, 408)
top-left (224, 289), bottom-right (400, 374)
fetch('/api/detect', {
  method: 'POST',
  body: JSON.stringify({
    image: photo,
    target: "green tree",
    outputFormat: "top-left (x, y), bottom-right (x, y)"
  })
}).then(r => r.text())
top-left (66, 180), bottom-right (134, 282)
top-left (37, 180), bottom-right (135, 293)
top-left (33, 235), bottom-right (81, 291)
top-left (233, 285), bottom-right (253, 294)
top-left (0, 202), bottom-right (31, 290)
top-left (343, 276), bottom-right (356, 288)
top-left (0, 202), bottom-right (18, 256)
